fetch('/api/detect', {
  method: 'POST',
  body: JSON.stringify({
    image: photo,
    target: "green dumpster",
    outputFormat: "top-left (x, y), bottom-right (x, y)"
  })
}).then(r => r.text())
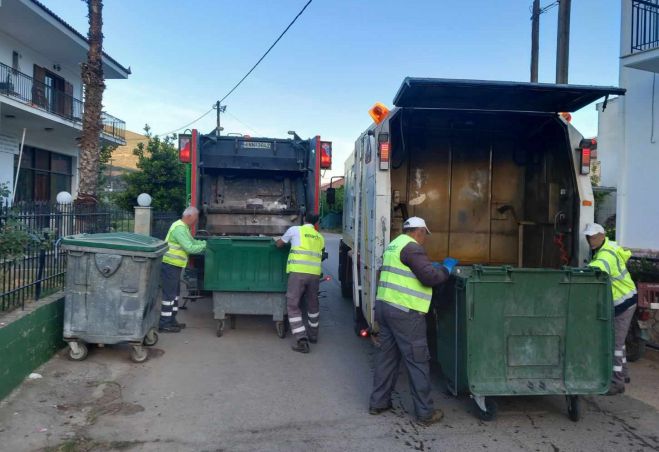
top-left (435, 266), bottom-right (613, 421)
top-left (204, 236), bottom-right (289, 337)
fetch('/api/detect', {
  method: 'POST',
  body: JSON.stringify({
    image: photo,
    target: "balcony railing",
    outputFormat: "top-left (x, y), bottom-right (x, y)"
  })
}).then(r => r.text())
top-left (632, 0), bottom-right (659, 53)
top-left (0, 62), bottom-right (125, 142)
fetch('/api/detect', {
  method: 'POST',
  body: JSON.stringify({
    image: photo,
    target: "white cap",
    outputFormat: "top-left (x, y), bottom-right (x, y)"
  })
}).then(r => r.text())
top-left (584, 223), bottom-right (605, 236)
top-left (403, 217), bottom-right (431, 234)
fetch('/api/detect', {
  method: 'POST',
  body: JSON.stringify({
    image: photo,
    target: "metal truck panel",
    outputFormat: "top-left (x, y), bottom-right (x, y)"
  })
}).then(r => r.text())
top-left (393, 78), bottom-right (626, 112)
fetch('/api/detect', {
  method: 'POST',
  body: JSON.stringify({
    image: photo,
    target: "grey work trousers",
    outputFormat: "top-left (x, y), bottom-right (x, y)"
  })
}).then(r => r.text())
top-left (369, 300), bottom-right (433, 419)
top-left (612, 303), bottom-right (637, 389)
top-left (286, 272), bottom-right (320, 340)
top-left (160, 263), bottom-right (182, 327)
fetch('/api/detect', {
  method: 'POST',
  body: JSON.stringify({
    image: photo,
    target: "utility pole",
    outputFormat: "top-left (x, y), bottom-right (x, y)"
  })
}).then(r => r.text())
top-left (214, 101), bottom-right (226, 136)
top-left (530, 0), bottom-right (540, 82)
top-left (556, 0), bottom-right (571, 84)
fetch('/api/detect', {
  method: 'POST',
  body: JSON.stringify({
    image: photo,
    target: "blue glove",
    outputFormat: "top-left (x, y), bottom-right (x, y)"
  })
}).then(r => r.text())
top-left (443, 257), bottom-right (459, 274)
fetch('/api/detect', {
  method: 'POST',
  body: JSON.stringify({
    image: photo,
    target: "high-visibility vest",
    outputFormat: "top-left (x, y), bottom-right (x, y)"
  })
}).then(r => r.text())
top-left (286, 225), bottom-right (324, 275)
top-left (376, 234), bottom-right (433, 313)
top-left (162, 219), bottom-right (190, 268)
top-left (589, 238), bottom-right (637, 307)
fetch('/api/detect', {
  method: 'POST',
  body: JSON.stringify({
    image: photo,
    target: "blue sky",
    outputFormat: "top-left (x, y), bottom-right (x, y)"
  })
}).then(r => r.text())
top-left (47, 0), bottom-right (621, 179)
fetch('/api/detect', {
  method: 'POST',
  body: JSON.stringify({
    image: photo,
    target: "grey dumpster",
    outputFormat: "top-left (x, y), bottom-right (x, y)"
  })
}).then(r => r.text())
top-left (61, 232), bottom-right (167, 363)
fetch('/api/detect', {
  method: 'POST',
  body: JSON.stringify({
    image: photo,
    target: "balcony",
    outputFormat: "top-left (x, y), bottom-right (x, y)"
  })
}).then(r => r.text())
top-left (626, 0), bottom-right (659, 72)
top-left (0, 62), bottom-right (125, 143)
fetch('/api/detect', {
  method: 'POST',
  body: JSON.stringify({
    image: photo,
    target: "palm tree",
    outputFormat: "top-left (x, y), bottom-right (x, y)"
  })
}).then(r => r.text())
top-left (76, 0), bottom-right (105, 206)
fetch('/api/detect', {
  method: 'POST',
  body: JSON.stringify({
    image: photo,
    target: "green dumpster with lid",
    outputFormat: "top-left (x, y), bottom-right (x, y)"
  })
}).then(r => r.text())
top-left (61, 232), bottom-right (167, 363)
top-left (434, 265), bottom-right (613, 421)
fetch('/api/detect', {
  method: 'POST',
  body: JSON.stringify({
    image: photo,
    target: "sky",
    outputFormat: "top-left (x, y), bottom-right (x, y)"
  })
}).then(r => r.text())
top-left (46, 0), bottom-right (621, 180)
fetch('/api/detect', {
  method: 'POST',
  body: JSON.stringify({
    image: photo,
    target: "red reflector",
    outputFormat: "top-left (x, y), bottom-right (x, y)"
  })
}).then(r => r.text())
top-left (360, 329), bottom-right (369, 338)
top-left (379, 142), bottom-right (390, 161)
top-left (179, 143), bottom-right (191, 163)
top-left (580, 148), bottom-right (591, 175)
top-left (640, 310), bottom-right (651, 321)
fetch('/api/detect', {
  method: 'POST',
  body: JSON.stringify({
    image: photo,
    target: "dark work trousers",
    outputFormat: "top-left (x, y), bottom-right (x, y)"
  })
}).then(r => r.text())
top-left (286, 272), bottom-right (320, 340)
top-left (613, 302), bottom-right (637, 390)
top-left (160, 263), bottom-right (183, 327)
top-left (369, 300), bottom-right (433, 420)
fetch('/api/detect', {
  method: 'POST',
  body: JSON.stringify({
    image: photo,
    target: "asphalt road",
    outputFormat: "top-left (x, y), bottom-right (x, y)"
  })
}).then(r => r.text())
top-left (1, 233), bottom-right (659, 451)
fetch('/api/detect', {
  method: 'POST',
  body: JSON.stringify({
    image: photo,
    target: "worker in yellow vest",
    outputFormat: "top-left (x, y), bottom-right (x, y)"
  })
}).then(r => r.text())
top-left (585, 223), bottom-right (637, 395)
top-left (160, 206), bottom-right (207, 333)
top-left (276, 213), bottom-right (325, 354)
top-left (369, 217), bottom-right (454, 426)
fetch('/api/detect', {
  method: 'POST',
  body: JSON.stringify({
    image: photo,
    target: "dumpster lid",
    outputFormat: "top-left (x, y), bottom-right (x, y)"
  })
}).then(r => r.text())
top-left (61, 232), bottom-right (168, 253)
top-left (392, 78), bottom-right (626, 112)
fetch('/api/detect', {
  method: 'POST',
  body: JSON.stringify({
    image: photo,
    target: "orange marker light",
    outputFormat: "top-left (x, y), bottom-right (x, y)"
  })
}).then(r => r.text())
top-left (582, 200), bottom-right (593, 207)
top-left (560, 112), bottom-right (572, 122)
top-left (369, 102), bottom-right (390, 125)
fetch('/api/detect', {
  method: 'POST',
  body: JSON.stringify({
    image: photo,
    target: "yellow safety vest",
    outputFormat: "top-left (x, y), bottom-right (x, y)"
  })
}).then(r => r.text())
top-left (589, 238), bottom-right (637, 306)
top-left (286, 225), bottom-right (324, 275)
top-left (376, 234), bottom-right (433, 313)
top-left (162, 219), bottom-right (190, 268)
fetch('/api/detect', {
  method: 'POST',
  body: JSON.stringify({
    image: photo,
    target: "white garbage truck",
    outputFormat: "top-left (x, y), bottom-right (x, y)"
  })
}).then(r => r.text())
top-left (337, 78), bottom-right (624, 334)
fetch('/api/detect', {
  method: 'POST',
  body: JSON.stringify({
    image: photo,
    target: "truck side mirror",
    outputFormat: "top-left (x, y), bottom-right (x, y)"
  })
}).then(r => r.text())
top-left (326, 187), bottom-right (336, 205)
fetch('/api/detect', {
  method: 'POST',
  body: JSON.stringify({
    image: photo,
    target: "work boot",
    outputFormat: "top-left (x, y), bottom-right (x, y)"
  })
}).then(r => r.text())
top-left (417, 409), bottom-right (444, 426)
top-left (368, 402), bottom-right (392, 415)
top-left (606, 385), bottom-right (625, 396)
top-left (174, 321), bottom-right (186, 329)
top-left (625, 377), bottom-right (631, 384)
top-left (309, 334), bottom-right (318, 344)
top-left (159, 324), bottom-right (181, 333)
top-left (291, 338), bottom-right (310, 354)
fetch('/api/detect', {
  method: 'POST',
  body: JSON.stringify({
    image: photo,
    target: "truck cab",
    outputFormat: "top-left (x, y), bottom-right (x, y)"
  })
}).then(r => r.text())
top-left (339, 78), bottom-right (624, 332)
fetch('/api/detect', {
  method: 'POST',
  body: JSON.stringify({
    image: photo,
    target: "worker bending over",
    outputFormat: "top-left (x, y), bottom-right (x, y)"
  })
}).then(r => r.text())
top-left (159, 206), bottom-right (207, 333)
top-left (276, 213), bottom-right (325, 354)
top-left (585, 223), bottom-right (637, 395)
top-left (369, 217), bottom-right (455, 426)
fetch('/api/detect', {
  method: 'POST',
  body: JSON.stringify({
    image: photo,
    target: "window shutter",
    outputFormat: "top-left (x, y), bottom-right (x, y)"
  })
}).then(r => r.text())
top-left (32, 65), bottom-right (46, 108)
top-left (64, 81), bottom-right (73, 118)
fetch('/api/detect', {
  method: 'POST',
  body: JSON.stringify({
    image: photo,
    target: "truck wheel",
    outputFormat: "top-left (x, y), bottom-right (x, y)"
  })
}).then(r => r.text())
top-left (216, 320), bottom-right (225, 337)
top-left (68, 341), bottom-right (88, 361)
top-left (129, 345), bottom-right (149, 363)
top-left (566, 395), bottom-right (580, 422)
top-left (143, 328), bottom-right (159, 347)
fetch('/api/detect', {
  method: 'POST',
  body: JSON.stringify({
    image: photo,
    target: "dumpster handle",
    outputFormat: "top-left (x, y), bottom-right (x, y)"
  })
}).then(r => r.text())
top-left (68, 250), bottom-right (85, 257)
top-left (132, 256), bottom-right (148, 263)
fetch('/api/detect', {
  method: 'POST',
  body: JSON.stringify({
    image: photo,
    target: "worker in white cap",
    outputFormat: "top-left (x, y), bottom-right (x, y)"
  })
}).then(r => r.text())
top-left (369, 217), bottom-right (457, 425)
top-left (584, 223), bottom-right (637, 395)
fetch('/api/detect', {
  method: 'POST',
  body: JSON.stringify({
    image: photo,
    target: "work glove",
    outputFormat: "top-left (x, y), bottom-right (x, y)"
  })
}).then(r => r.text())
top-left (442, 257), bottom-right (459, 274)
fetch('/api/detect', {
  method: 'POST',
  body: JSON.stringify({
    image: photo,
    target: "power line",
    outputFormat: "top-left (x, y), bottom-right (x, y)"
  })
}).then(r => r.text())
top-left (219, 0), bottom-right (313, 104)
top-left (155, 107), bottom-right (214, 137)
top-left (225, 111), bottom-right (261, 136)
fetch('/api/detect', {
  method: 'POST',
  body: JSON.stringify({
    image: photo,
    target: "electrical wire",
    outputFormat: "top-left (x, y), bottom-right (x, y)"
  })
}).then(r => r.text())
top-left (218, 0), bottom-right (313, 104)
top-left (225, 111), bottom-right (261, 136)
top-left (155, 108), bottom-right (214, 137)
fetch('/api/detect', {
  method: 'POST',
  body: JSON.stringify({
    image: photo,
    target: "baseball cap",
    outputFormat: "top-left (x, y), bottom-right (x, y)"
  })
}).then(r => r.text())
top-left (583, 223), bottom-right (606, 236)
top-left (403, 217), bottom-right (431, 235)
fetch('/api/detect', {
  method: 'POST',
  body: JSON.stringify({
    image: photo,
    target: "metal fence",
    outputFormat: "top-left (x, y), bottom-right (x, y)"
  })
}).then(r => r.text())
top-left (0, 202), bottom-right (134, 313)
top-left (632, 0), bottom-right (659, 53)
top-left (151, 211), bottom-right (179, 240)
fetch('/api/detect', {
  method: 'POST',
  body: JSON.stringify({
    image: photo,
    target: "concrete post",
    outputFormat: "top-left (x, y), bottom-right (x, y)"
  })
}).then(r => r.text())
top-left (134, 206), bottom-right (152, 236)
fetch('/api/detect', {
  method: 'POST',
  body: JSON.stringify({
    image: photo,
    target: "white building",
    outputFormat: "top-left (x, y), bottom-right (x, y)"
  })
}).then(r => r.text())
top-left (598, 0), bottom-right (659, 252)
top-left (0, 0), bottom-right (129, 203)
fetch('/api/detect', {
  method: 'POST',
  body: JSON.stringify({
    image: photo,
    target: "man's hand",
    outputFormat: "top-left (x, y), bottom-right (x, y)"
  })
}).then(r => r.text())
top-left (443, 257), bottom-right (459, 274)
top-left (275, 238), bottom-right (286, 248)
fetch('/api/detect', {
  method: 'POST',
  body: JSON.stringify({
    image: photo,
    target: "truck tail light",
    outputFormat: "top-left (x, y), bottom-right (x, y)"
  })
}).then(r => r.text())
top-left (580, 148), bottom-right (591, 175)
top-left (378, 133), bottom-right (390, 170)
top-left (178, 134), bottom-right (191, 163)
top-left (320, 141), bottom-right (332, 169)
top-left (578, 138), bottom-right (596, 175)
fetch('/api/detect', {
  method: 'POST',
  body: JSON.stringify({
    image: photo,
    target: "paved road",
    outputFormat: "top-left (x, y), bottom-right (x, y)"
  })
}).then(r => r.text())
top-left (1, 233), bottom-right (659, 451)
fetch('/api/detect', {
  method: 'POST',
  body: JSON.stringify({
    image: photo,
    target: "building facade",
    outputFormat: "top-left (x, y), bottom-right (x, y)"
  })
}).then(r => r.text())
top-left (598, 0), bottom-right (659, 252)
top-left (0, 0), bottom-right (129, 203)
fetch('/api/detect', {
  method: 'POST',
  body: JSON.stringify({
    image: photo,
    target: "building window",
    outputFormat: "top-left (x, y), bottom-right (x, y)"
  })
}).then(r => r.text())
top-left (13, 147), bottom-right (73, 203)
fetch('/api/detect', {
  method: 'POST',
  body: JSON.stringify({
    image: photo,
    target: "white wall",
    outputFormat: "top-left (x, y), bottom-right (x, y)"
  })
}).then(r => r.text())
top-left (596, 97), bottom-right (624, 188)
top-left (0, 132), bottom-right (18, 198)
top-left (0, 30), bottom-right (83, 99)
top-left (617, 66), bottom-right (659, 250)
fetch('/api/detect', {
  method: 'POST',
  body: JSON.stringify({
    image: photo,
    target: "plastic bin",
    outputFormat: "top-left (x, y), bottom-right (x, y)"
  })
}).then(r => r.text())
top-left (61, 232), bottom-right (167, 362)
top-left (435, 266), bottom-right (613, 421)
top-left (204, 236), bottom-right (289, 337)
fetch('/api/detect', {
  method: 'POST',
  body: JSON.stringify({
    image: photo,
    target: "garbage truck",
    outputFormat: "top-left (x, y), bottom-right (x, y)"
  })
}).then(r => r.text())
top-left (178, 130), bottom-right (332, 337)
top-left (337, 77), bottom-right (625, 420)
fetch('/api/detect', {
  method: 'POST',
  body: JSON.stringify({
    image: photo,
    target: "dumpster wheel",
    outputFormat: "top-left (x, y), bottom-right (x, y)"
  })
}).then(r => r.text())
top-left (130, 345), bottom-right (149, 363)
top-left (67, 341), bottom-right (88, 361)
top-left (216, 320), bottom-right (225, 337)
top-left (276, 321), bottom-right (286, 339)
top-left (143, 328), bottom-right (159, 347)
top-left (473, 396), bottom-right (497, 421)
top-left (566, 395), bottom-right (581, 422)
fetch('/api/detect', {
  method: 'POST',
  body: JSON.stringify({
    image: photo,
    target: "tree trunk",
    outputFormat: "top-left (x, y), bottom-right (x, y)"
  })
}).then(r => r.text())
top-left (77, 0), bottom-right (105, 206)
